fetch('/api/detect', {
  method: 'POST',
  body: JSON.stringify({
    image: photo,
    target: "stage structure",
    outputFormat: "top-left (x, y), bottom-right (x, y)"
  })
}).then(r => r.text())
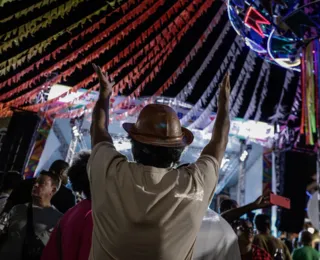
top-left (31, 85), bottom-right (274, 201)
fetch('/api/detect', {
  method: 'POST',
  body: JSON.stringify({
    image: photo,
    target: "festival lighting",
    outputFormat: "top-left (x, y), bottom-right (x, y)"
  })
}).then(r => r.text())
top-left (244, 7), bottom-right (270, 38)
top-left (240, 150), bottom-right (249, 162)
top-left (267, 29), bottom-right (301, 72)
top-left (244, 37), bottom-right (267, 53)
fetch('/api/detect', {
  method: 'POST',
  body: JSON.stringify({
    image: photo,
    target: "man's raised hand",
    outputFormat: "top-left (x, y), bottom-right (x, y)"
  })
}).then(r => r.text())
top-left (219, 72), bottom-right (230, 106)
top-left (92, 63), bottom-right (115, 99)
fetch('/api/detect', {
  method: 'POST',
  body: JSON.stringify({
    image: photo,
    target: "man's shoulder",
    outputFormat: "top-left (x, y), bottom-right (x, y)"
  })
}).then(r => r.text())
top-left (12, 203), bottom-right (28, 211)
top-left (48, 206), bottom-right (63, 218)
top-left (292, 247), bottom-right (304, 256)
top-left (9, 203), bottom-right (28, 216)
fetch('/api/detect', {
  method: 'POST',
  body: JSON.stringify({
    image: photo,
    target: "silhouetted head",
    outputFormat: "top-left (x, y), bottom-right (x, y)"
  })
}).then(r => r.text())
top-left (68, 151), bottom-right (91, 199)
top-left (220, 199), bottom-right (239, 214)
top-left (49, 160), bottom-right (69, 185)
top-left (254, 214), bottom-right (271, 234)
top-left (131, 139), bottom-right (184, 168)
top-left (299, 230), bottom-right (313, 246)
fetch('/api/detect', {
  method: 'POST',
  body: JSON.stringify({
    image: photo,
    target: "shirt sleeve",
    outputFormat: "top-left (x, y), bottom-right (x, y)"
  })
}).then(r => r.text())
top-left (189, 154), bottom-right (220, 202)
top-left (87, 141), bottom-right (127, 180)
top-left (87, 141), bottom-right (135, 197)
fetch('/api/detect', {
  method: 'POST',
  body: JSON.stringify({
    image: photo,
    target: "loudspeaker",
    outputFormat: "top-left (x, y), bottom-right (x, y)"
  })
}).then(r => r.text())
top-left (0, 111), bottom-right (40, 174)
top-left (277, 150), bottom-right (316, 233)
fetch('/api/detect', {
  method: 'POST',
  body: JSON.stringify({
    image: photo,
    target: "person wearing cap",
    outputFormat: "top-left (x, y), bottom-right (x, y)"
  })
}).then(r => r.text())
top-left (88, 64), bottom-right (230, 260)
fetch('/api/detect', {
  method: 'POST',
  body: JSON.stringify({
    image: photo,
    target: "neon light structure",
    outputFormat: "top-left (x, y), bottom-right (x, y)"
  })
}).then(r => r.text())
top-left (227, 0), bottom-right (320, 71)
top-left (244, 7), bottom-right (270, 38)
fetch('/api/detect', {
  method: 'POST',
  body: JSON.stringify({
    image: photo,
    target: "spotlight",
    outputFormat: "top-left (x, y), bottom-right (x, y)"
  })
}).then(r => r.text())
top-left (240, 150), bottom-right (249, 162)
top-left (72, 126), bottom-right (80, 137)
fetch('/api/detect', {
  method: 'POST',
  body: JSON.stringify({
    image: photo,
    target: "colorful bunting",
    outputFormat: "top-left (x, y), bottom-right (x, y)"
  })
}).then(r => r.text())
top-left (0, 0), bottom-right (123, 56)
top-left (181, 36), bottom-right (243, 126)
top-left (8, 0), bottom-right (193, 113)
top-left (0, 0), bottom-right (16, 7)
top-left (41, 0), bottom-right (207, 116)
top-left (0, 0), bottom-right (58, 23)
top-left (0, 0), bottom-right (166, 103)
top-left (0, 0), bottom-right (87, 42)
top-left (113, 0), bottom-right (220, 115)
top-left (0, 0), bottom-right (130, 77)
top-left (176, 22), bottom-right (231, 103)
top-left (51, 0), bottom-right (221, 119)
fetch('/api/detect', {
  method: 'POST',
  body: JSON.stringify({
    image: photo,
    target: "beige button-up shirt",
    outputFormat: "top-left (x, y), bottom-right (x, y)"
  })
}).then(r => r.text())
top-left (88, 142), bottom-right (219, 260)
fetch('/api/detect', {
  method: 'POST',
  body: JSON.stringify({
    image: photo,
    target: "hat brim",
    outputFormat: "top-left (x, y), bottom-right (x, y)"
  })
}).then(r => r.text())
top-left (122, 122), bottom-right (194, 148)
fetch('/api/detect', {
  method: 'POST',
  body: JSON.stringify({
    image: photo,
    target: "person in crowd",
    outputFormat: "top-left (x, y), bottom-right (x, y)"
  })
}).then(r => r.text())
top-left (280, 232), bottom-right (294, 254)
top-left (233, 219), bottom-right (272, 260)
top-left (49, 160), bottom-right (75, 213)
top-left (87, 64), bottom-right (230, 259)
top-left (220, 198), bottom-right (238, 214)
top-left (253, 214), bottom-right (292, 260)
top-left (292, 230), bottom-right (319, 260)
top-left (0, 171), bottom-right (62, 260)
top-left (176, 164), bottom-right (241, 259)
top-left (2, 160), bottom-right (74, 214)
top-left (41, 151), bottom-right (92, 260)
top-left (0, 171), bottom-right (22, 213)
top-left (194, 208), bottom-right (241, 260)
top-left (221, 194), bottom-right (271, 223)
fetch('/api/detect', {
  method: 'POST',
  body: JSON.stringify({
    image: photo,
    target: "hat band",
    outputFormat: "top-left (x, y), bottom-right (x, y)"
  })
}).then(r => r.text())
top-left (130, 127), bottom-right (185, 141)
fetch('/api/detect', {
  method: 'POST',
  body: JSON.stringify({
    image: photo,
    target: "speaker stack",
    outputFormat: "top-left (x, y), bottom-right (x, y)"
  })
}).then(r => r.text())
top-left (0, 110), bottom-right (40, 175)
top-left (277, 150), bottom-right (316, 233)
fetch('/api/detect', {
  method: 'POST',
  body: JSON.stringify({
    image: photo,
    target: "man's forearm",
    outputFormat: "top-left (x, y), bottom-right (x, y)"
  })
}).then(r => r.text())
top-left (93, 97), bottom-right (110, 128)
top-left (212, 103), bottom-right (230, 143)
top-left (221, 202), bottom-right (256, 223)
top-left (91, 97), bottom-right (113, 147)
top-left (201, 101), bottom-right (230, 163)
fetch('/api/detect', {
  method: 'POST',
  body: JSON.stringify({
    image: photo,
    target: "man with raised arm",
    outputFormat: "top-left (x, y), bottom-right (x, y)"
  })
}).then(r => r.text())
top-left (87, 64), bottom-right (231, 260)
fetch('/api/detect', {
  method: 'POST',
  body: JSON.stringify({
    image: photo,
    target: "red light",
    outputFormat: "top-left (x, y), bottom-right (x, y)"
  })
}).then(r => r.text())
top-left (244, 7), bottom-right (270, 37)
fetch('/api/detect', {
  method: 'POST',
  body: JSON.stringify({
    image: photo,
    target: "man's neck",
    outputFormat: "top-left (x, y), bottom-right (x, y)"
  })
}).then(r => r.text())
top-left (32, 198), bottom-right (51, 208)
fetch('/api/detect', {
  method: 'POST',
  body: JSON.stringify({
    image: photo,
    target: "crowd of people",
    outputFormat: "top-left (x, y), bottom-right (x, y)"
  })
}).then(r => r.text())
top-left (0, 66), bottom-right (318, 260)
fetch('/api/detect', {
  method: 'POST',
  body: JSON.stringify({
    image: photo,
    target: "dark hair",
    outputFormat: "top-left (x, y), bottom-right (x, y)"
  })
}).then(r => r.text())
top-left (131, 139), bottom-right (184, 168)
top-left (68, 151), bottom-right (91, 199)
top-left (232, 218), bottom-right (253, 232)
top-left (0, 171), bottom-right (22, 192)
top-left (220, 199), bottom-right (238, 213)
top-left (254, 214), bottom-right (271, 233)
top-left (299, 230), bottom-right (313, 246)
top-left (40, 170), bottom-right (61, 191)
top-left (49, 160), bottom-right (69, 176)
